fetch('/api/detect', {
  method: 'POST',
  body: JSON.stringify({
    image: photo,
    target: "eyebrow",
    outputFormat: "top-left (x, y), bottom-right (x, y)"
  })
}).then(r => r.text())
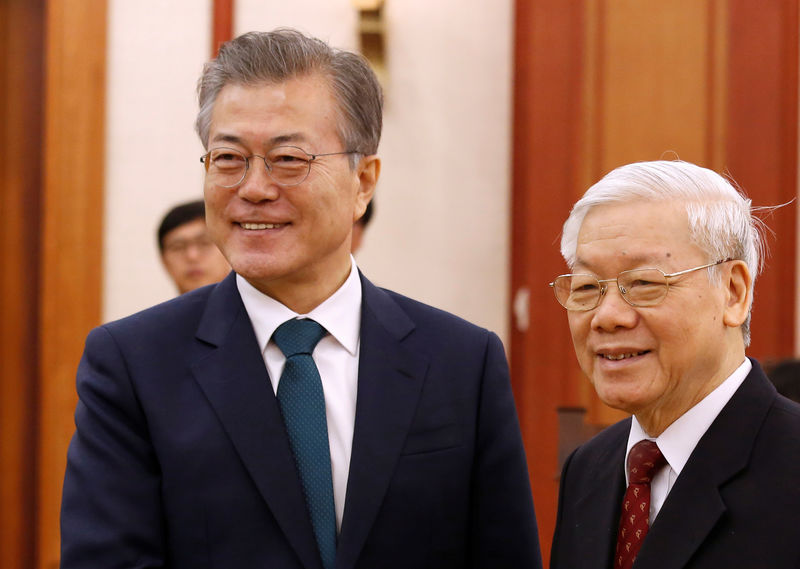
top-left (573, 254), bottom-right (663, 273)
top-left (209, 132), bottom-right (309, 147)
top-left (269, 132), bottom-right (308, 145)
top-left (210, 133), bottom-right (243, 145)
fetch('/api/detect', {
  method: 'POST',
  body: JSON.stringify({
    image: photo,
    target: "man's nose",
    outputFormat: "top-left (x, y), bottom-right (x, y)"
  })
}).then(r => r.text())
top-left (590, 284), bottom-right (638, 331)
top-left (184, 242), bottom-right (204, 260)
top-left (238, 159), bottom-right (280, 202)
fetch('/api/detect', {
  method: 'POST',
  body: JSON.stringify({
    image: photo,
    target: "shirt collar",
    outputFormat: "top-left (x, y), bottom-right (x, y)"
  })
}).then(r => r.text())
top-left (627, 358), bottom-right (751, 478)
top-left (236, 256), bottom-right (362, 355)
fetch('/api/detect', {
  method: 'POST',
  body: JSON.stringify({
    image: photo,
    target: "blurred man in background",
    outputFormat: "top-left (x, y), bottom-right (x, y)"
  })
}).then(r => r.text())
top-left (767, 358), bottom-right (800, 403)
top-left (157, 199), bottom-right (230, 293)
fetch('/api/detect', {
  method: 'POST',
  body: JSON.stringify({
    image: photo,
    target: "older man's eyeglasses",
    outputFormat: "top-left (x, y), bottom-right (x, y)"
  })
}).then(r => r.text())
top-left (549, 259), bottom-right (731, 311)
top-left (200, 146), bottom-right (358, 188)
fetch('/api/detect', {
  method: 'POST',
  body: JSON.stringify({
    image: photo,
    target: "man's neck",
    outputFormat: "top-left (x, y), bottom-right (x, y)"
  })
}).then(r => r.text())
top-left (636, 345), bottom-right (747, 437)
top-left (246, 257), bottom-right (354, 315)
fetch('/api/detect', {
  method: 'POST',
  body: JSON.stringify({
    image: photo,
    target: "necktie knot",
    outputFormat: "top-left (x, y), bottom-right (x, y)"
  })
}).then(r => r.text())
top-left (273, 318), bottom-right (327, 358)
top-left (627, 439), bottom-right (666, 485)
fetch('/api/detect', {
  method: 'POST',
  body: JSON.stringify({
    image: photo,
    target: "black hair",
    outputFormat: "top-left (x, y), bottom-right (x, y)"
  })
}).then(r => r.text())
top-left (357, 200), bottom-right (374, 228)
top-left (157, 200), bottom-right (206, 252)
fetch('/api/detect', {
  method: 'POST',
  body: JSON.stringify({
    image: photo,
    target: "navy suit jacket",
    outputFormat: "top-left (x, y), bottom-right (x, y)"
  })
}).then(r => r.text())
top-left (550, 360), bottom-right (800, 569)
top-left (61, 272), bottom-right (542, 569)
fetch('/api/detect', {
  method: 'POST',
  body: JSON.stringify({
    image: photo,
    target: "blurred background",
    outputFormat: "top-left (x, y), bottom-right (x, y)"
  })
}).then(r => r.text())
top-left (2, 0), bottom-right (798, 567)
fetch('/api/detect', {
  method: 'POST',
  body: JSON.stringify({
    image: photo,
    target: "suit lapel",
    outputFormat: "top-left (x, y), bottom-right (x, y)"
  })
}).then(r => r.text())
top-left (335, 276), bottom-right (428, 569)
top-left (190, 274), bottom-right (322, 569)
top-left (635, 361), bottom-right (776, 568)
top-left (572, 428), bottom-right (628, 569)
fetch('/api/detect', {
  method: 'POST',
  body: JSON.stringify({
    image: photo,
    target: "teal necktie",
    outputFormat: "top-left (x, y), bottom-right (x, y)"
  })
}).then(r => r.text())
top-left (274, 318), bottom-right (336, 569)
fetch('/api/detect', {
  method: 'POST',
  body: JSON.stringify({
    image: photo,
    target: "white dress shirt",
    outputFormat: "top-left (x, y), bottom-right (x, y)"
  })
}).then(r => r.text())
top-left (236, 257), bottom-right (362, 532)
top-left (625, 358), bottom-right (751, 523)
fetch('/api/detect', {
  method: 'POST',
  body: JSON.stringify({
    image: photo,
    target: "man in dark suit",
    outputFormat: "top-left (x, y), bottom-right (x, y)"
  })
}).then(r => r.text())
top-left (548, 160), bottom-right (800, 569)
top-left (60, 29), bottom-right (541, 569)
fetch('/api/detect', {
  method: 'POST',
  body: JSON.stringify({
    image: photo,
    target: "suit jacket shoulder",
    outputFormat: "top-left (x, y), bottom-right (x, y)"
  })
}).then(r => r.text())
top-left (638, 361), bottom-right (800, 568)
top-left (362, 277), bottom-right (498, 342)
top-left (345, 274), bottom-right (542, 568)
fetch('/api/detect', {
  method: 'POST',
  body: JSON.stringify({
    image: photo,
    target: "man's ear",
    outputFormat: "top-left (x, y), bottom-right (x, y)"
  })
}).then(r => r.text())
top-left (722, 260), bottom-right (751, 328)
top-left (353, 155), bottom-right (380, 222)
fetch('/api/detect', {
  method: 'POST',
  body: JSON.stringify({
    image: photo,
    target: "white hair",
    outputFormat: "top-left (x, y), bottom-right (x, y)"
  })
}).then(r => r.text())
top-left (560, 160), bottom-right (768, 346)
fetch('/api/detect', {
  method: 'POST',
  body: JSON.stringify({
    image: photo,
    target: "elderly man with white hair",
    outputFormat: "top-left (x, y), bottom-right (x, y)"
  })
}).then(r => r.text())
top-left (549, 160), bottom-right (800, 569)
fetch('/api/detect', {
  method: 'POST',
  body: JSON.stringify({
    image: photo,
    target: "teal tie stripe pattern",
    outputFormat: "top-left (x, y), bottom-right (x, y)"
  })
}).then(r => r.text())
top-left (274, 318), bottom-right (337, 569)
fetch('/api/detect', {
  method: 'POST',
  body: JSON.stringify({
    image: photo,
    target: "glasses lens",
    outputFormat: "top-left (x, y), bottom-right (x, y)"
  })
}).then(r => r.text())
top-left (618, 269), bottom-right (668, 306)
top-left (207, 148), bottom-right (247, 188)
top-left (163, 235), bottom-right (215, 256)
top-left (266, 146), bottom-right (312, 186)
top-left (554, 274), bottom-right (601, 311)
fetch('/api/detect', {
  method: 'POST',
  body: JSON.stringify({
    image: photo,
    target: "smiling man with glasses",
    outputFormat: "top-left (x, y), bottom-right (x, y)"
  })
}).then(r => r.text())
top-left (549, 160), bottom-right (800, 569)
top-left (61, 29), bottom-right (541, 569)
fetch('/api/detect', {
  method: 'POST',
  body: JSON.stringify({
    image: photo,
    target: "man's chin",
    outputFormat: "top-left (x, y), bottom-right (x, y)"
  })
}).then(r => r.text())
top-left (591, 378), bottom-right (645, 416)
top-left (228, 255), bottom-right (287, 281)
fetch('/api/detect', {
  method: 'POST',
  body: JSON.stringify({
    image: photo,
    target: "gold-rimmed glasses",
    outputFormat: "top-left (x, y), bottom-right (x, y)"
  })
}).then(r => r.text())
top-left (549, 259), bottom-right (731, 311)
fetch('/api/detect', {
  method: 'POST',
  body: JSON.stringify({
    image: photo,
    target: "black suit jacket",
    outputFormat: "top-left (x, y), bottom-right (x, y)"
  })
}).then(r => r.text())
top-left (550, 359), bottom-right (800, 569)
top-left (60, 272), bottom-right (542, 569)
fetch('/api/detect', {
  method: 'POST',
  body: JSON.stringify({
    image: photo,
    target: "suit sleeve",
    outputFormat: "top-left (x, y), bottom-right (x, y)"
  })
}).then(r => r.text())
top-left (60, 326), bottom-right (166, 569)
top-left (469, 332), bottom-right (543, 569)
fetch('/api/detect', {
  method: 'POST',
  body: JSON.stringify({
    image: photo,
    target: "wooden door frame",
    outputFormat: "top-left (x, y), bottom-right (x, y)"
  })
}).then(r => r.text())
top-left (36, 1), bottom-right (108, 567)
top-left (0, 1), bottom-right (45, 566)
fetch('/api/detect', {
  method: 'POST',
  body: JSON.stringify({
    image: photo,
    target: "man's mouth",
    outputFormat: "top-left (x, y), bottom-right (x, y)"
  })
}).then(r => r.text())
top-left (599, 351), bottom-right (649, 361)
top-left (239, 222), bottom-right (286, 230)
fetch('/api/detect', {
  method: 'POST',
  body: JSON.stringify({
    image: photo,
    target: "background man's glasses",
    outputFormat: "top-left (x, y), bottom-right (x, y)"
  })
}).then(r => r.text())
top-left (163, 235), bottom-right (216, 256)
top-left (549, 259), bottom-right (730, 311)
top-left (200, 145), bottom-right (358, 188)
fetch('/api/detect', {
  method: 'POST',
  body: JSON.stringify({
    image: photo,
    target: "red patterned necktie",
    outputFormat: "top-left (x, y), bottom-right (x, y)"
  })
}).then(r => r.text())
top-left (615, 439), bottom-right (667, 569)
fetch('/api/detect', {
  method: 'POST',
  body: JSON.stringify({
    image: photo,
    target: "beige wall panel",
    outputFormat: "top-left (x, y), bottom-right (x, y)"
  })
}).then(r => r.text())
top-left (103, 0), bottom-right (211, 321)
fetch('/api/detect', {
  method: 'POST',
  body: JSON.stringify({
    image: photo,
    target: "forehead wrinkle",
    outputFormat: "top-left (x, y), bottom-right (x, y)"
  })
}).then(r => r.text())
top-left (210, 133), bottom-right (243, 145)
top-left (573, 250), bottom-right (672, 275)
top-left (268, 132), bottom-right (310, 146)
top-left (573, 201), bottom-right (706, 279)
top-left (209, 131), bottom-right (313, 151)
